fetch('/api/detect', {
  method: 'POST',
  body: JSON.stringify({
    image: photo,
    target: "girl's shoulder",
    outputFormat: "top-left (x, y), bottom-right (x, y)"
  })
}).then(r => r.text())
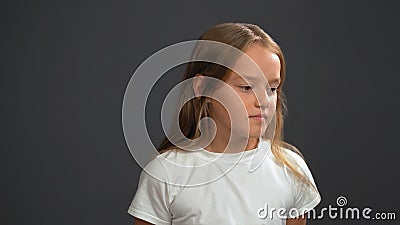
top-left (278, 142), bottom-right (319, 188)
top-left (157, 147), bottom-right (202, 164)
top-left (280, 142), bottom-right (308, 168)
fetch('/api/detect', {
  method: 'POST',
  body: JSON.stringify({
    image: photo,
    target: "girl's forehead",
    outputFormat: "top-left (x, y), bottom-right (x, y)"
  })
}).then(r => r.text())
top-left (225, 46), bottom-right (281, 84)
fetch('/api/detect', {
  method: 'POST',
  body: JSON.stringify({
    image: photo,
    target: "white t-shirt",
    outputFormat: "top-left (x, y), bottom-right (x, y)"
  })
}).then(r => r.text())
top-left (127, 139), bottom-right (321, 225)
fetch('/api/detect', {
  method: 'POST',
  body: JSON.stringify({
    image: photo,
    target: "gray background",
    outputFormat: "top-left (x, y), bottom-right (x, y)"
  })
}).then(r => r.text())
top-left (1, 0), bottom-right (399, 225)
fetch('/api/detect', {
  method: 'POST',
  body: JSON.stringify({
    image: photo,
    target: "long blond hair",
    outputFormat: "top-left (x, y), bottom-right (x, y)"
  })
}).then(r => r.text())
top-left (158, 22), bottom-right (315, 188)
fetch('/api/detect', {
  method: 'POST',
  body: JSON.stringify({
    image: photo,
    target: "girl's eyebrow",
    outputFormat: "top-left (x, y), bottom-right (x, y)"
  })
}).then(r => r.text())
top-left (269, 78), bottom-right (281, 84)
top-left (236, 75), bottom-right (281, 85)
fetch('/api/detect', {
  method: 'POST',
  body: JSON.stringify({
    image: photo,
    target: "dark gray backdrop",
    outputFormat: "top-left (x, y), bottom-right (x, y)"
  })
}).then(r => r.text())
top-left (1, 0), bottom-right (399, 225)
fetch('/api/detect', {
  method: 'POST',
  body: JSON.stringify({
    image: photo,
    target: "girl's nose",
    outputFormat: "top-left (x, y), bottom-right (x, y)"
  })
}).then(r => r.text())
top-left (254, 90), bottom-right (269, 109)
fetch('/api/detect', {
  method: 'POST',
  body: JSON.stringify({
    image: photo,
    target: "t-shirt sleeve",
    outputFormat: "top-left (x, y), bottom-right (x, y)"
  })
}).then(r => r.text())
top-left (127, 157), bottom-right (172, 225)
top-left (286, 150), bottom-right (322, 218)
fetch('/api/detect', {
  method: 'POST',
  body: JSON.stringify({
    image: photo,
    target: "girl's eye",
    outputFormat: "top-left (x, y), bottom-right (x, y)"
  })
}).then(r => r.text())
top-left (238, 85), bottom-right (277, 93)
top-left (239, 85), bottom-right (253, 92)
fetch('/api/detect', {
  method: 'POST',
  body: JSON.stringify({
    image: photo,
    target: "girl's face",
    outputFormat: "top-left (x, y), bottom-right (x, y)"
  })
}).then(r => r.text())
top-left (209, 44), bottom-right (281, 140)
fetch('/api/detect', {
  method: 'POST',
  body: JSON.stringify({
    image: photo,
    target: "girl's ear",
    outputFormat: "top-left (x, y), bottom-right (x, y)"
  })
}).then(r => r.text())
top-left (193, 74), bottom-right (206, 99)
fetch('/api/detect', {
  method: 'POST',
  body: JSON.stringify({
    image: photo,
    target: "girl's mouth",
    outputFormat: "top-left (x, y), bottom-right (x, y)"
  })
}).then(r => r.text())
top-left (249, 114), bottom-right (267, 122)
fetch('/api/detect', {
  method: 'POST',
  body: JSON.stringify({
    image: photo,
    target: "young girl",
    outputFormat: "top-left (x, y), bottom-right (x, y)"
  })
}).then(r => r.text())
top-left (127, 22), bottom-right (321, 225)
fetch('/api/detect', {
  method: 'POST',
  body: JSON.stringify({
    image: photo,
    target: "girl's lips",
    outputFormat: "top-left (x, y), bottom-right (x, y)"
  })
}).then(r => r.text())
top-left (249, 114), bottom-right (267, 118)
top-left (249, 114), bottom-right (267, 122)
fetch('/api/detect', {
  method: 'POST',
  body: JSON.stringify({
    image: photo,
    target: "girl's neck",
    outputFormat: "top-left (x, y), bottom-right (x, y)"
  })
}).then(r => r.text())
top-left (203, 133), bottom-right (259, 153)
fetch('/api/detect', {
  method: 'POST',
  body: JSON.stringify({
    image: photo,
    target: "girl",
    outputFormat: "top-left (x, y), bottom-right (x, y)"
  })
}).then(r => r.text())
top-left (128, 22), bottom-right (321, 225)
